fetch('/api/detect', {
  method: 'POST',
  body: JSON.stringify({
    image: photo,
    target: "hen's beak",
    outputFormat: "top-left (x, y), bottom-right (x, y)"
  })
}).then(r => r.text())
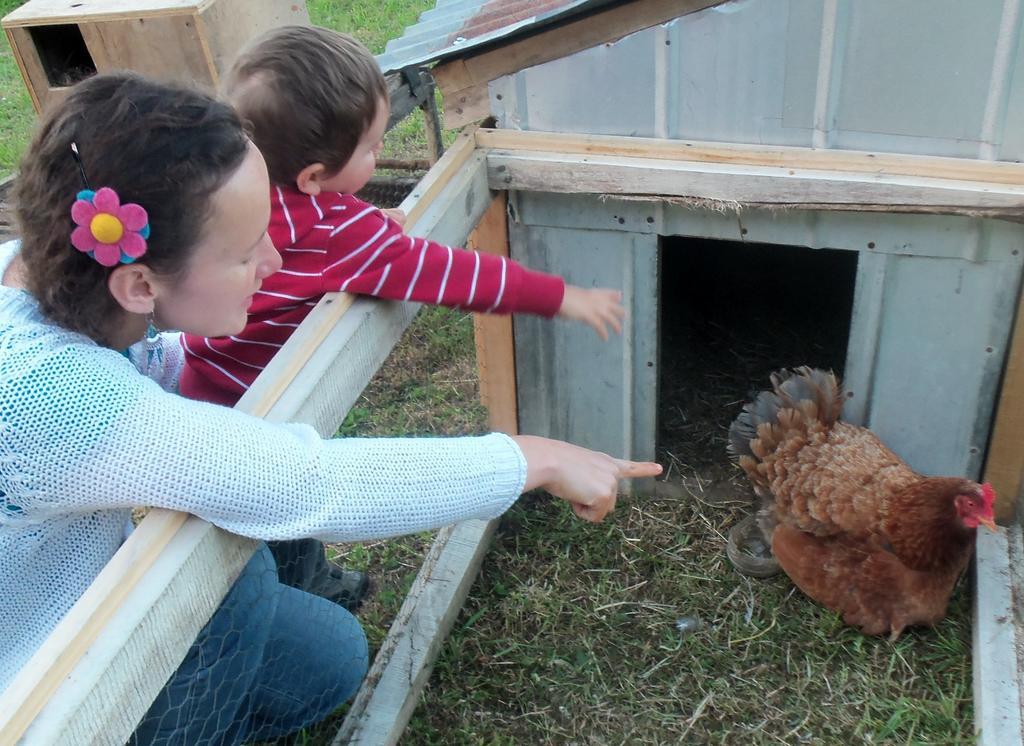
top-left (979, 516), bottom-right (998, 532)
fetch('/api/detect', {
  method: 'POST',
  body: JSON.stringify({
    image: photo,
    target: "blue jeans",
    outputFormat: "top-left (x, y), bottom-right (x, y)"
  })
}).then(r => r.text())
top-left (130, 544), bottom-right (368, 745)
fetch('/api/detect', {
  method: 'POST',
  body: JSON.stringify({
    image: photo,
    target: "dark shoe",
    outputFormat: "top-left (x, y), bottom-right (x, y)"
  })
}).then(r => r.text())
top-left (315, 567), bottom-right (372, 612)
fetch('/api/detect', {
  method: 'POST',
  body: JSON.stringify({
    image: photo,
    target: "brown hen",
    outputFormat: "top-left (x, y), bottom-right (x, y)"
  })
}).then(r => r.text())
top-left (728, 367), bottom-right (996, 640)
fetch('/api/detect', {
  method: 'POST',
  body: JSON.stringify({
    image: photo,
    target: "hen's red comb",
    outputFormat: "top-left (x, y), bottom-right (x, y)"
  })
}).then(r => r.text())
top-left (980, 482), bottom-right (996, 510)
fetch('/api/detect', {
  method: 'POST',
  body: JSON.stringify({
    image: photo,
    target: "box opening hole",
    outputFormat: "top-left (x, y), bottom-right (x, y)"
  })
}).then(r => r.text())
top-left (28, 24), bottom-right (96, 87)
top-left (658, 236), bottom-right (857, 485)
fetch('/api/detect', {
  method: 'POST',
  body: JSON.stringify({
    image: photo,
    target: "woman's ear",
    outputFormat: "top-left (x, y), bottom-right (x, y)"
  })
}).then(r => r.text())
top-left (296, 163), bottom-right (327, 196)
top-left (107, 263), bottom-right (158, 316)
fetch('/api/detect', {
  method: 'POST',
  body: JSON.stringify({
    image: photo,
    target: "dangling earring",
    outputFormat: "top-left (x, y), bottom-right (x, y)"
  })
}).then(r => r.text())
top-left (145, 310), bottom-right (162, 339)
top-left (145, 309), bottom-right (163, 366)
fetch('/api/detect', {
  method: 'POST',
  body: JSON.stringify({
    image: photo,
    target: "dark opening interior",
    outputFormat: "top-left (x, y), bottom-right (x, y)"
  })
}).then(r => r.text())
top-left (28, 24), bottom-right (96, 87)
top-left (657, 236), bottom-right (858, 490)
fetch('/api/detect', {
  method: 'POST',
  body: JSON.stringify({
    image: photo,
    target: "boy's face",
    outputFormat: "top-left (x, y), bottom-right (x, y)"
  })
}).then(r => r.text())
top-left (318, 98), bottom-right (388, 195)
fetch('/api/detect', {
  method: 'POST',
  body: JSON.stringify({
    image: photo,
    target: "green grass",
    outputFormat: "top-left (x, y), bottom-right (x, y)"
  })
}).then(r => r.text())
top-left (0, 0), bottom-right (34, 178)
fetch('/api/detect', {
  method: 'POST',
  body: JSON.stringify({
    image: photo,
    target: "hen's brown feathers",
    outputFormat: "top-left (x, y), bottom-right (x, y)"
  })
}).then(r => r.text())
top-left (771, 524), bottom-right (966, 640)
top-left (729, 367), bottom-right (979, 638)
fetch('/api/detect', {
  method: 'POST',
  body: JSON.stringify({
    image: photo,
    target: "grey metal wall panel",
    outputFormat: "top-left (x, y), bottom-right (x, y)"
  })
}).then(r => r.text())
top-left (513, 192), bottom-right (1023, 263)
top-left (671, 0), bottom-right (810, 144)
top-left (1001, 22), bottom-right (1024, 161)
top-left (510, 223), bottom-right (659, 463)
top-left (494, 0), bottom-right (1024, 483)
top-left (495, 22), bottom-right (662, 135)
top-left (492, 0), bottom-right (1024, 160)
top-left (829, 1), bottom-right (1001, 154)
top-left (779, 0), bottom-right (825, 139)
top-left (845, 251), bottom-right (1021, 478)
top-left (510, 191), bottom-right (1023, 478)
top-left (493, 3), bottom-right (811, 144)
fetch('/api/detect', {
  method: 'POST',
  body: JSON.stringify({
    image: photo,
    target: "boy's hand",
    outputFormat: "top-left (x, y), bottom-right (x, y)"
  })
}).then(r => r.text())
top-left (557, 285), bottom-right (625, 341)
top-left (382, 207), bottom-right (406, 227)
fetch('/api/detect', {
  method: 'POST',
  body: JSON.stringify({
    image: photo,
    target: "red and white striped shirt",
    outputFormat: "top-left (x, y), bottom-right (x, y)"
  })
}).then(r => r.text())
top-left (179, 187), bottom-right (565, 405)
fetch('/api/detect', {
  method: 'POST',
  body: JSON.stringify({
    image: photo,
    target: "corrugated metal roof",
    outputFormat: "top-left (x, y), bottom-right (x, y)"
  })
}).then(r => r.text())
top-left (376, 0), bottom-right (620, 73)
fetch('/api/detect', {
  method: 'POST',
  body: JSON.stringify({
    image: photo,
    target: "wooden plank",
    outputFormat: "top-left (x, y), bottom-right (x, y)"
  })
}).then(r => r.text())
top-left (486, 150), bottom-right (1024, 217)
top-left (475, 128), bottom-right (1024, 187)
top-left (441, 81), bottom-right (490, 130)
top-left (432, 0), bottom-right (728, 127)
top-left (4, 25), bottom-right (55, 114)
top-left (23, 520), bottom-right (257, 745)
top-left (984, 281), bottom-right (1024, 521)
top-left (386, 69), bottom-right (431, 131)
top-left (80, 15), bottom-right (214, 85)
top-left (334, 519), bottom-right (500, 746)
top-left (973, 527), bottom-right (1024, 744)
top-left (421, 83), bottom-right (445, 164)
top-left (468, 193), bottom-right (518, 434)
top-left (0, 509), bottom-right (190, 745)
top-left (4, 0), bottom-right (202, 26)
top-left (196, 0), bottom-right (309, 81)
top-left (397, 123), bottom-right (480, 225)
top-left (1, 125), bottom-right (493, 745)
top-left (333, 150), bottom-right (506, 746)
top-left (238, 293), bottom-right (357, 419)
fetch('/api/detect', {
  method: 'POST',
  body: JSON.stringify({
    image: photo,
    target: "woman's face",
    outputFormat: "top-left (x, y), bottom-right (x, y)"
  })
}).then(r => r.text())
top-left (152, 143), bottom-right (281, 337)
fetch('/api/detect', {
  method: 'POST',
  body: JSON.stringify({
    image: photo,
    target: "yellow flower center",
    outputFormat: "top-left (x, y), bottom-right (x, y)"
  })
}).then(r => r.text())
top-left (90, 213), bottom-right (124, 244)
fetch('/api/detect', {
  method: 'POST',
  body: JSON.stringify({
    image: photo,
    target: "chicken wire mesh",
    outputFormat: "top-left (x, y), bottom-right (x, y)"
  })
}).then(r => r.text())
top-left (127, 541), bottom-right (368, 744)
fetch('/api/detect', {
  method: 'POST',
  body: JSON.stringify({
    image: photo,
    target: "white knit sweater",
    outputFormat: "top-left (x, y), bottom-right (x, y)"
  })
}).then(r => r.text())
top-left (0, 240), bottom-right (525, 693)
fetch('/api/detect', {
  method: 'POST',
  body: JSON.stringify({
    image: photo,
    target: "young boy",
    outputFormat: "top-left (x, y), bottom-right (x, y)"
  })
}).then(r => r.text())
top-left (178, 25), bottom-right (625, 407)
top-left (177, 25), bottom-right (626, 608)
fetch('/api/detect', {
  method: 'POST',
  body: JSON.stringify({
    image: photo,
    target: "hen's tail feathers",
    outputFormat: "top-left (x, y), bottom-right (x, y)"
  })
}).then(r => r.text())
top-left (728, 366), bottom-right (843, 461)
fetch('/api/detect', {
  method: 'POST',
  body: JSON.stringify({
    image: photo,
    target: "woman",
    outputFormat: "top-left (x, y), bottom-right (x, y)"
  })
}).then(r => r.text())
top-left (0, 73), bottom-right (660, 743)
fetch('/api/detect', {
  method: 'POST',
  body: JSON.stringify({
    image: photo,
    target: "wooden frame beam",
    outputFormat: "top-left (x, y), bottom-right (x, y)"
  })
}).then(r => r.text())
top-left (479, 129), bottom-right (1024, 219)
top-left (336, 189), bottom-right (518, 746)
top-left (983, 280), bottom-right (1024, 521)
top-left (432, 0), bottom-right (728, 128)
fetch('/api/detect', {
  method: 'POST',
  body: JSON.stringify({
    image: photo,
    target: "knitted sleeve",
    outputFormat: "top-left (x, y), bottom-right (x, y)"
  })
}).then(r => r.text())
top-left (6, 339), bottom-right (526, 541)
top-left (322, 203), bottom-right (565, 317)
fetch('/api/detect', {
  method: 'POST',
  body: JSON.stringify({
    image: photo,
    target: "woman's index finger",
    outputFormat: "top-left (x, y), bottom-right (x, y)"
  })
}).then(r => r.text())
top-left (614, 460), bottom-right (663, 478)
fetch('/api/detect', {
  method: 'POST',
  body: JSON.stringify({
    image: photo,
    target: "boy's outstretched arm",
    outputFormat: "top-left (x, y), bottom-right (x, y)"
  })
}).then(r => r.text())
top-left (380, 207), bottom-right (406, 227)
top-left (558, 286), bottom-right (626, 341)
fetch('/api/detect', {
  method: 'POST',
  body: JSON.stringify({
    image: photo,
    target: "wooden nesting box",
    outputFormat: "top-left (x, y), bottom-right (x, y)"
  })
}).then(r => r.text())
top-left (2, 0), bottom-right (309, 114)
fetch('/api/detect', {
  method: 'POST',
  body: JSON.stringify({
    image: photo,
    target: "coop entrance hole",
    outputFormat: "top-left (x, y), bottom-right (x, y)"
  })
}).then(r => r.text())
top-left (657, 236), bottom-right (857, 483)
top-left (28, 24), bottom-right (96, 88)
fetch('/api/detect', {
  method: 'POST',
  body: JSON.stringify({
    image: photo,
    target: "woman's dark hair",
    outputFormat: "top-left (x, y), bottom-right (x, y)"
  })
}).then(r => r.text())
top-left (224, 25), bottom-right (388, 185)
top-left (14, 72), bottom-right (249, 345)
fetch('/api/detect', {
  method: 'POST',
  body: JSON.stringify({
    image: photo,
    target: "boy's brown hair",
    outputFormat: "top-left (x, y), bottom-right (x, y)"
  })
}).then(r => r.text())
top-left (224, 25), bottom-right (389, 186)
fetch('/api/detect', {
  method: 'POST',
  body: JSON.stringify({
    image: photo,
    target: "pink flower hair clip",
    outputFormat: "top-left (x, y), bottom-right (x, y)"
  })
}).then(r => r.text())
top-left (70, 187), bottom-right (151, 267)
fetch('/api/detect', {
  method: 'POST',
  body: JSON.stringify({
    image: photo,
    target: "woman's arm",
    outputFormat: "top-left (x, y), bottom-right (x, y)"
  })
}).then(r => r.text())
top-left (6, 335), bottom-right (657, 541)
top-left (512, 435), bottom-right (661, 522)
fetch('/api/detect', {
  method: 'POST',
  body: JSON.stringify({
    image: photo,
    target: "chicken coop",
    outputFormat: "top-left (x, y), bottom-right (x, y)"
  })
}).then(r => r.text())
top-left (6, 0), bottom-right (1024, 744)
top-left (377, 0), bottom-right (1024, 742)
